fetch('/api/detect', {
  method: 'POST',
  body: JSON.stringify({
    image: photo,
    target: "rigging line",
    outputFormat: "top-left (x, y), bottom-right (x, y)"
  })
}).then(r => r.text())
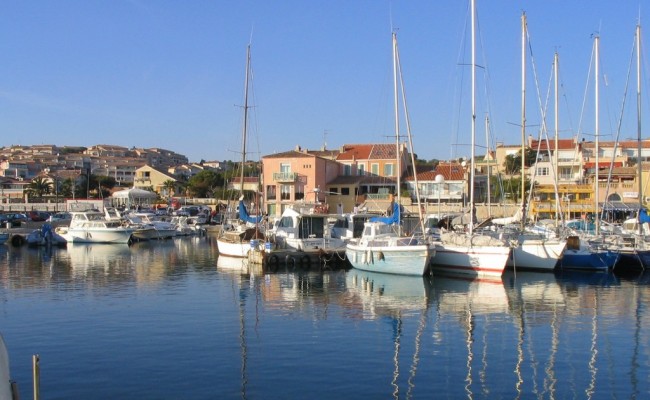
top-left (526, 28), bottom-right (562, 211)
top-left (601, 31), bottom-right (636, 218)
top-left (577, 39), bottom-right (596, 142)
top-left (451, 0), bottom-right (472, 163)
top-left (474, 7), bottom-right (496, 149)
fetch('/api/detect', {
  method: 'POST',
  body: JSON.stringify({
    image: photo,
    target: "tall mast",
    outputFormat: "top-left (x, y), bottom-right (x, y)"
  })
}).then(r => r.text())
top-left (554, 52), bottom-right (560, 225)
top-left (392, 32), bottom-right (401, 214)
top-left (469, 0), bottom-right (476, 235)
top-left (594, 36), bottom-right (600, 235)
top-left (239, 44), bottom-right (251, 198)
top-left (485, 115), bottom-right (491, 218)
top-left (520, 11), bottom-right (527, 230)
top-left (637, 24), bottom-right (643, 235)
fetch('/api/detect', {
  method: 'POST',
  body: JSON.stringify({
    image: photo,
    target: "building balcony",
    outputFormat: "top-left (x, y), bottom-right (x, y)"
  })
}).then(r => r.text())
top-left (272, 172), bottom-right (298, 182)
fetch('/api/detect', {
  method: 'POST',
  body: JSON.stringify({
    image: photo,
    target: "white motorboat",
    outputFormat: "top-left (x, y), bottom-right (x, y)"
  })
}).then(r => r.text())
top-left (55, 210), bottom-right (136, 244)
top-left (127, 212), bottom-right (177, 239)
top-left (270, 205), bottom-right (346, 252)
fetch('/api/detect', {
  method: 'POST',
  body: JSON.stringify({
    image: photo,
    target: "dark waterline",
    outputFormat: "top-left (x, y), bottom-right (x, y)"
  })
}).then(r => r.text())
top-left (1, 236), bottom-right (649, 399)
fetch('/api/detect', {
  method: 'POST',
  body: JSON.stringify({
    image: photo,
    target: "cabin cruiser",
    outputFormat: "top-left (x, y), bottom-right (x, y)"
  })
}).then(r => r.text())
top-left (55, 210), bottom-right (137, 244)
top-left (126, 212), bottom-right (177, 239)
top-left (269, 205), bottom-right (348, 252)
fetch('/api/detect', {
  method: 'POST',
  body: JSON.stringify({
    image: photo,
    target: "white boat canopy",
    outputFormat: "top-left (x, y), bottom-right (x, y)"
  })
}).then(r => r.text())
top-left (111, 188), bottom-right (158, 209)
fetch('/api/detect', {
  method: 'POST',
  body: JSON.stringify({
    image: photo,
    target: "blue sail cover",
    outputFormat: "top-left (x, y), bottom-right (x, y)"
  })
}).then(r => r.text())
top-left (370, 201), bottom-right (400, 225)
top-left (239, 200), bottom-right (263, 224)
top-left (639, 208), bottom-right (650, 224)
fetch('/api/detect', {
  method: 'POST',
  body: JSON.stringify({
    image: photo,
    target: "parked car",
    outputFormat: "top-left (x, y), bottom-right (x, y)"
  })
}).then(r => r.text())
top-left (0, 213), bottom-right (24, 227)
top-left (28, 211), bottom-right (50, 222)
top-left (174, 206), bottom-right (199, 217)
top-left (48, 212), bottom-right (72, 223)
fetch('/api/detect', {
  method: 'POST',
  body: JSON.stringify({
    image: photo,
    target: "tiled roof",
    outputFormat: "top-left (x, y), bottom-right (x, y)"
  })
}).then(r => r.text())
top-left (529, 139), bottom-right (576, 151)
top-left (336, 143), bottom-right (398, 161)
top-left (582, 140), bottom-right (650, 149)
top-left (262, 150), bottom-right (315, 159)
top-left (337, 144), bottom-right (373, 161)
top-left (405, 162), bottom-right (465, 181)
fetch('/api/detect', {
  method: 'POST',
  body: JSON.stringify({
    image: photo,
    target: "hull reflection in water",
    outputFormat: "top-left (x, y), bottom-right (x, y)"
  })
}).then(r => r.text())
top-left (1, 240), bottom-right (649, 399)
top-left (344, 269), bottom-right (433, 398)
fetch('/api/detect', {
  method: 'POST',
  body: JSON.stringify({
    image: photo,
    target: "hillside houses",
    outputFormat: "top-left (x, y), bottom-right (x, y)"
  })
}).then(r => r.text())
top-left (4, 136), bottom-right (650, 221)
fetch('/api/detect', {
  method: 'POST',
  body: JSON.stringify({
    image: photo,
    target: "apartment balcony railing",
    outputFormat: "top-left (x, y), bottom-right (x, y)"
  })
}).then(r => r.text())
top-left (366, 193), bottom-right (391, 200)
top-left (272, 172), bottom-right (298, 182)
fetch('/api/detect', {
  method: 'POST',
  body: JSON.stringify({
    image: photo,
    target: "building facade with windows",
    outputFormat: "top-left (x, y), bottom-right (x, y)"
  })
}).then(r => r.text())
top-left (261, 147), bottom-right (340, 217)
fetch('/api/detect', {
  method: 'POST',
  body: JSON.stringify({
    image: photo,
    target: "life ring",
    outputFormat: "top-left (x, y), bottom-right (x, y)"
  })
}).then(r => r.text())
top-left (11, 235), bottom-right (25, 247)
top-left (300, 255), bottom-right (311, 269)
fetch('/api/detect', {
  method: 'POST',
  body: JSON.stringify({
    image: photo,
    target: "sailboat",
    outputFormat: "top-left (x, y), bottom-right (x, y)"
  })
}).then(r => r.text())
top-left (559, 34), bottom-right (619, 271)
top-left (345, 32), bottom-right (433, 277)
top-left (217, 44), bottom-right (265, 258)
top-left (428, 0), bottom-right (512, 278)
top-left (491, 12), bottom-right (566, 272)
top-left (609, 24), bottom-right (650, 270)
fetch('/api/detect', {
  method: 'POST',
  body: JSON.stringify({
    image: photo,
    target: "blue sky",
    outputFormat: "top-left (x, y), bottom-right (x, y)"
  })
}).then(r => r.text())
top-left (0, 1), bottom-right (646, 163)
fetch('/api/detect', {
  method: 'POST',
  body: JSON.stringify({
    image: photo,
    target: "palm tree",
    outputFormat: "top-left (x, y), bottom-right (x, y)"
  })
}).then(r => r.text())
top-left (26, 176), bottom-right (53, 198)
top-left (162, 179), bottom-right (176, 198)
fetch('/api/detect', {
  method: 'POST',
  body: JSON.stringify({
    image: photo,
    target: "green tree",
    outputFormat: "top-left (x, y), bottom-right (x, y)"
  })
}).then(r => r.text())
top-left (186, 170), bottom-right (223, 198)
top-left (95, 175), bottom-right (117, 198)
top-left (490, 175), bottom-right (532, 203)
top-left (59, 178), bottom-right (75, 198)
top-left (503, 147), bottom-right (537, 175)
top-left (26, 176), bottom-right (53, 198)
top-left (162, 179), bottom-right (177, 198)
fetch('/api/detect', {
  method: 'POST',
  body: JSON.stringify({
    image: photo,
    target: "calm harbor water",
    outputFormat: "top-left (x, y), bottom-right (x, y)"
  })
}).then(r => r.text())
top-left (1, 236), bottom-right (649, 399)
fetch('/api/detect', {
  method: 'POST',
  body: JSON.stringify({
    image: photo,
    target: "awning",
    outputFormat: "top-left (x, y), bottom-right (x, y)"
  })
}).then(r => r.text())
top-left (600, 201), bottom-right (642, 211)
top-left (584, 161), bottom-right (623, 169)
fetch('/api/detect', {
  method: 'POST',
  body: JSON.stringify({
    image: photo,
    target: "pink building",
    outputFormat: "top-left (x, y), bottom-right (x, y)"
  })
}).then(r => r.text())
top-left (261, 147), bottom-right (340, 217)
top-left (261, 143), bottom-right (411, 216)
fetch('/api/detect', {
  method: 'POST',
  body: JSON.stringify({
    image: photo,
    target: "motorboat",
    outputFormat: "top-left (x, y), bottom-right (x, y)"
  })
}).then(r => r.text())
top-left (127, 212), bottom-right (177, 239)
top-left (270, 205), bottom-right (347, 252)
top-left (55, 210), bottom-right (137, 244)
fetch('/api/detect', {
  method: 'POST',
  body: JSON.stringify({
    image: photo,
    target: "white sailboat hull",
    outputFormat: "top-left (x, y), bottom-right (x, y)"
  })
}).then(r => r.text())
top-left (346, 243), bottom-right (432, 276)
top-left (508, 239), bottom-right (566, 271)
top-left (217, 237), bottom-right (251, 258)
top-left (430, 243), bottom-right (511, 278)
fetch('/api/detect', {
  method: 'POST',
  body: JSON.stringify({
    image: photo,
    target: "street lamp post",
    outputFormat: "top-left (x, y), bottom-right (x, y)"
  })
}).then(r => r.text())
top-left (435, 174), bottom-right (445, 218)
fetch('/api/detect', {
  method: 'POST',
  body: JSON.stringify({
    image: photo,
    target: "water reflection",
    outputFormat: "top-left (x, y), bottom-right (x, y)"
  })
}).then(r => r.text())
top-left (1, 241), bottom-right (649, 398)
top-left (344, 270), bottom-right (432, 399)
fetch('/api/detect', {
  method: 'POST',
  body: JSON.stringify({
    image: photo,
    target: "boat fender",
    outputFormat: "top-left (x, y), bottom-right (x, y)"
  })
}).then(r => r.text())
top-left (377, 251), bottom-right (385, 261)
top-left (285, 255), bottom-right (296, 269)
top-left (11, 235), bottom-right (25, 247)
top-left (300, 255), bottom-right (311, 269)
top-left (370, 250), bottom-right (374, 264)
top-left (267, 254), bottom-right (279, 267)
